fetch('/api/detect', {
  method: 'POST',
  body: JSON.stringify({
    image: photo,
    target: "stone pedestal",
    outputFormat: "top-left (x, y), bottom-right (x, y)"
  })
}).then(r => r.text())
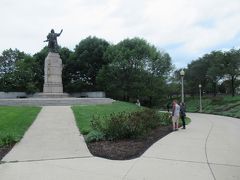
top-left (41, 52), bottom-right (69, 98)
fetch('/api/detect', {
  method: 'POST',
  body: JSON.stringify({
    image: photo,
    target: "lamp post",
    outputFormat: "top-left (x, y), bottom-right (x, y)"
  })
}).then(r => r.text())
top-left (180, 69), bottom-right (185, 103)
top-left (199, 84), bottom-right (202, 112)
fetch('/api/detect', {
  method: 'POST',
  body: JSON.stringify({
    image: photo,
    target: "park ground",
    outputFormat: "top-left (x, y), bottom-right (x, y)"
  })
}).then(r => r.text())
top-left (0, 96), bottom-right (239, 179)
top-left (0, 106), bottom-right (239, 180)
top-left (162, 95), bottom-right (240, 118)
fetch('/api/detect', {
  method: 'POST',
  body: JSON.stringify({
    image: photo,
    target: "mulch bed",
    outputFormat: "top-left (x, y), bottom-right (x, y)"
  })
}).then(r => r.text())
top-left (86, 125), bottom-right (172, 160)
top-left (0, 144), bottom-right (15, 161)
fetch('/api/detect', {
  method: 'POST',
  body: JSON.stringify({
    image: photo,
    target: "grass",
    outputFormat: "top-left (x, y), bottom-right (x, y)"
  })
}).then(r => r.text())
top-left (72, 101), bottom-right (141, 135)
top-left (0, 106), bottom-right (41, 147)
top-left (72, 101), bottom-right (192, 138)
top-left (185, 95), bottom-right (240, 118)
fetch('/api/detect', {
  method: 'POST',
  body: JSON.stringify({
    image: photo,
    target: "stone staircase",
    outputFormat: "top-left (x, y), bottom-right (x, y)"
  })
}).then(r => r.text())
top-left (0, 98), bottom-right (115, 106)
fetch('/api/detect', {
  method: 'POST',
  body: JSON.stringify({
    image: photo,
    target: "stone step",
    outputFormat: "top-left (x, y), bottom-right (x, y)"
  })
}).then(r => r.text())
top-left (0, 98), bottom-right (115, 106)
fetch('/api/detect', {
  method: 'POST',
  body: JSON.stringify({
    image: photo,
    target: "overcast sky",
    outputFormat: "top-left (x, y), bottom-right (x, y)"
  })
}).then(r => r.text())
top-left (1, 0), bottom-right (240, 68)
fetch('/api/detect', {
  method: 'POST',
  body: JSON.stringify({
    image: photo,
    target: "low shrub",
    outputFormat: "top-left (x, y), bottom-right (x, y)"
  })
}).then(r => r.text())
top-left (89, 109), bottom-right (169, 141)
top-left (159, 113), bottom-right (172, 126)
top-left (0, 134), bottom-right (17, 147)
top-left (86, 130), bottom-right (105, 143)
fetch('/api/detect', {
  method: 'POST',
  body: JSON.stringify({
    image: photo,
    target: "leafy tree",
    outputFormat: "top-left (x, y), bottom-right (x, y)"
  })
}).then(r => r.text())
top-left (182, 51), bottom-right (225, 97)
top-left (205, 51), bottom-right (225, 96)
top-left (184, 58), bottom-right (209, 96)
top-left (32, 47), bottom-right (48, 91)
top-left (97, 37), bottom-right (172, 105)
top-left (0, 49), bottom-right (26, 91)
top-left (223, 49), bottom-right (240, 96)
top-left (65, 36), bottom-right (109, 92)
top-left (0, 48), bottom-right (25, 75)
top-left (13, 55), bottom-right (40, 93)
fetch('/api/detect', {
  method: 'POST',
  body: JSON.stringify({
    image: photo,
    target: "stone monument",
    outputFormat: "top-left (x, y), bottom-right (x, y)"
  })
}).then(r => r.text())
top-left (41, 29), bottom-right (68, 97)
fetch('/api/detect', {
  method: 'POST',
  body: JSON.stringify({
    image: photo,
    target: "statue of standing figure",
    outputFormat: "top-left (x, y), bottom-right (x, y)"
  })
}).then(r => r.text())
top-left (44, 29), bottom-right (63, 52)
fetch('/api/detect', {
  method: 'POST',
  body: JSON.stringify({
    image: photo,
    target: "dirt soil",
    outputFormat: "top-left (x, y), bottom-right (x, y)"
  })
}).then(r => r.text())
top-left (0, 144), bottom-right (15, 161)
top-left (86, 125), bottom-right (172, 160)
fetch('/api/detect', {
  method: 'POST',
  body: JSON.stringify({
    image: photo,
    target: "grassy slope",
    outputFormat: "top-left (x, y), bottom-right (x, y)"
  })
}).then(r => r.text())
top-left (0, 106), bottom-right (41, 146)
top-left (185, 96), bottom-right (240, 118)
top-left (72, 101), bottom-right (141, 134)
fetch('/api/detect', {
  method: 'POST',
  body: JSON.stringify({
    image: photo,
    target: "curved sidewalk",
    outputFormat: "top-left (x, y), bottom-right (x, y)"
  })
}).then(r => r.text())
top-left (0, 109), bottom-right (240, 180)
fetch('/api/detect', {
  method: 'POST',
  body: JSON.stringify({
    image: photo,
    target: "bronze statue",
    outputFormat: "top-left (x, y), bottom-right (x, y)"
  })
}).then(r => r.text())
top-left (44, 29), bottom-right (63, 52)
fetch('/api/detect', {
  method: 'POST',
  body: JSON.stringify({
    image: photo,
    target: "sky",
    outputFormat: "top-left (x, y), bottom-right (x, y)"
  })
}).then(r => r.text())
top-left (1, 0), bottom-right (240, 68)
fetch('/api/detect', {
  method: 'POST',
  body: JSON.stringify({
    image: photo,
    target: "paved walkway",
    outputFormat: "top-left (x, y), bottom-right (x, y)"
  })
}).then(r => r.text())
top-left (0, 107), bottom-right (240, 180)
top-left (3, 106), bottom-right (91, 162)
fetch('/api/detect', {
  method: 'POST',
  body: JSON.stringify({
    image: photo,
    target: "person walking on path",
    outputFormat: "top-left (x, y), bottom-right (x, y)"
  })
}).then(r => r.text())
top-left (171, 100), bottom-right (180, 131)
top-left (180, 102), bottom-right (186, 129)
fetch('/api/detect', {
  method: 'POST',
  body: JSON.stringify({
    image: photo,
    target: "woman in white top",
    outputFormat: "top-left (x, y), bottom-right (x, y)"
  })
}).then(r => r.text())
top-left (171, 100), bottom-right (180, 131)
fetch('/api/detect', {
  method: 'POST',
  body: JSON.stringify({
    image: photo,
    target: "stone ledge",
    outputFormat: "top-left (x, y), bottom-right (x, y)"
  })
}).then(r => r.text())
top-left (0, 98), bottom-right (115, 106)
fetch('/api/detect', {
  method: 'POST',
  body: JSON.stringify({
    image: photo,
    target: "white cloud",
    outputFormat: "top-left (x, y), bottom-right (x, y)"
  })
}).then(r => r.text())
top-left (0, 0), bottom-right (240, 67)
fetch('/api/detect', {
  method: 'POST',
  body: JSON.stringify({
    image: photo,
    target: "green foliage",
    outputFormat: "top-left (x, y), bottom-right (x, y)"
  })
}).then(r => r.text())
top-left (0, 48), bottom-right (27, 91)
top-left (0, 106), bottom-right (41, 147)
top-left (72, 101), bottom-right (141, 135)
top-left (73, 101), bottom-right (189, 143)
top-left (85, 130), bottom-right (105, 143)
top-left (64, 36), bottom-right (109, 92)
top-left (0, 134), bottom-right (17, 147)
top-left (90, 109), bottom-right (169, 141)
top-left (185, 96), bottom-right (240, 118)
top-left (0, 37), bottom-right (172, 99)
top-left (97, 37), bottom-right (172, 105)
top-left (181, 48), bottom-right (240, 97)
top-left (159, 112), bottom-right (172, 126)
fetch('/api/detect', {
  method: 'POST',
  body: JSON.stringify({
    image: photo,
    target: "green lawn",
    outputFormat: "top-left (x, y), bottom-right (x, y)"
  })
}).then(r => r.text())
top-left (185, 96), bottom-right (240, 118)
top-left (72, 101), bottom-right (141, 135)
top-left (0, 106), bottom-right (41, 146)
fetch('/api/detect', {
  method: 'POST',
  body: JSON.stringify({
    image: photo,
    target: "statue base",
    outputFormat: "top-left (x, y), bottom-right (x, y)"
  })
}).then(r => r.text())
top-left (36, 93), bottom-right (69, 98)
top-left (43, 52), bottom-right (65, 97)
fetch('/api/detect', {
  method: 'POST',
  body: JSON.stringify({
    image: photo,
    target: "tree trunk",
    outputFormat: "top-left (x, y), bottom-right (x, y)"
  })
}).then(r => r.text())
top-left (213, 82), bottom-right (217, 97)
top-left (231, 76), bottom-right (235, 97)
top-left (149, 96), bottom-right (152, 107)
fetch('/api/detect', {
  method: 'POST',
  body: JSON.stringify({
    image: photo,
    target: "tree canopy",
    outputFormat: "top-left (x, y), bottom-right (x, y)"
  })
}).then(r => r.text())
top-left (97, 38), bottom-right (172, 105)
top-left (177, 49), bottom-right (240, 97)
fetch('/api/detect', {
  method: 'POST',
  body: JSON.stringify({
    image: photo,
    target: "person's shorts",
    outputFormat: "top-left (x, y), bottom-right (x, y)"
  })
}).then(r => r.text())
top-left (172, 116), bottom-right (179, 123)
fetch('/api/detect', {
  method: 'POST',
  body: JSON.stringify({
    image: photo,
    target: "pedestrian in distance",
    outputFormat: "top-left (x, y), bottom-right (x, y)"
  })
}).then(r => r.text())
top-left (136, 99), bottom-right (141, 107)
top-left (180, 102), bottom-right (186, 129)
top-left (171, 100), bottom-right (180, 131)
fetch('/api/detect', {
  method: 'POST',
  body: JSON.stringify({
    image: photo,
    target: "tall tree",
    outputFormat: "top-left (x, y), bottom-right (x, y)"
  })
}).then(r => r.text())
top-left (65, 36), bottom-right (109, 92)
top-left (0, 49), bottom-right (25, 75)
top-left (205, 51), bottom-right (225, 96)
top-left (0, 49), bottom-right (26, 91)
top-left (13, 55), bottom-right (39, 93)
top-left (184, 58), bottom-right (209, 96)
top-left (97, 37), bottom-right (172, 105)
top-left (223, 49), bottom-right (240, 96)
top-left (32, 47), bottom-right (48, 91)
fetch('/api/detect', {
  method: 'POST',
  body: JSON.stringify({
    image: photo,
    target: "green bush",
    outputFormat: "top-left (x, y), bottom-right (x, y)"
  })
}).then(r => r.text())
top-left (89, 109), bottom-right (168, 141)
top-left (86, 130), bottom-right (105, 143)
top-left (159, 113), bottom-right (172, 126)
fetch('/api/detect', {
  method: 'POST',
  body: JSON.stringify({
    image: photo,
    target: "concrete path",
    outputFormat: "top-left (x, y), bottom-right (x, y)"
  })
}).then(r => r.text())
top-left (3, 106), bottom-right (91, 162)
top-left (0, 109), bottom-right (240, 180)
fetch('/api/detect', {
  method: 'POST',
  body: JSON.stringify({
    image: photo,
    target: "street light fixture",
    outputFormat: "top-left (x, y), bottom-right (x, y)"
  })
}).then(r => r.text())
top-left (180, 69), bottom-right (185, 103)
top-left (199, 84), bottom-right (202, 112)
